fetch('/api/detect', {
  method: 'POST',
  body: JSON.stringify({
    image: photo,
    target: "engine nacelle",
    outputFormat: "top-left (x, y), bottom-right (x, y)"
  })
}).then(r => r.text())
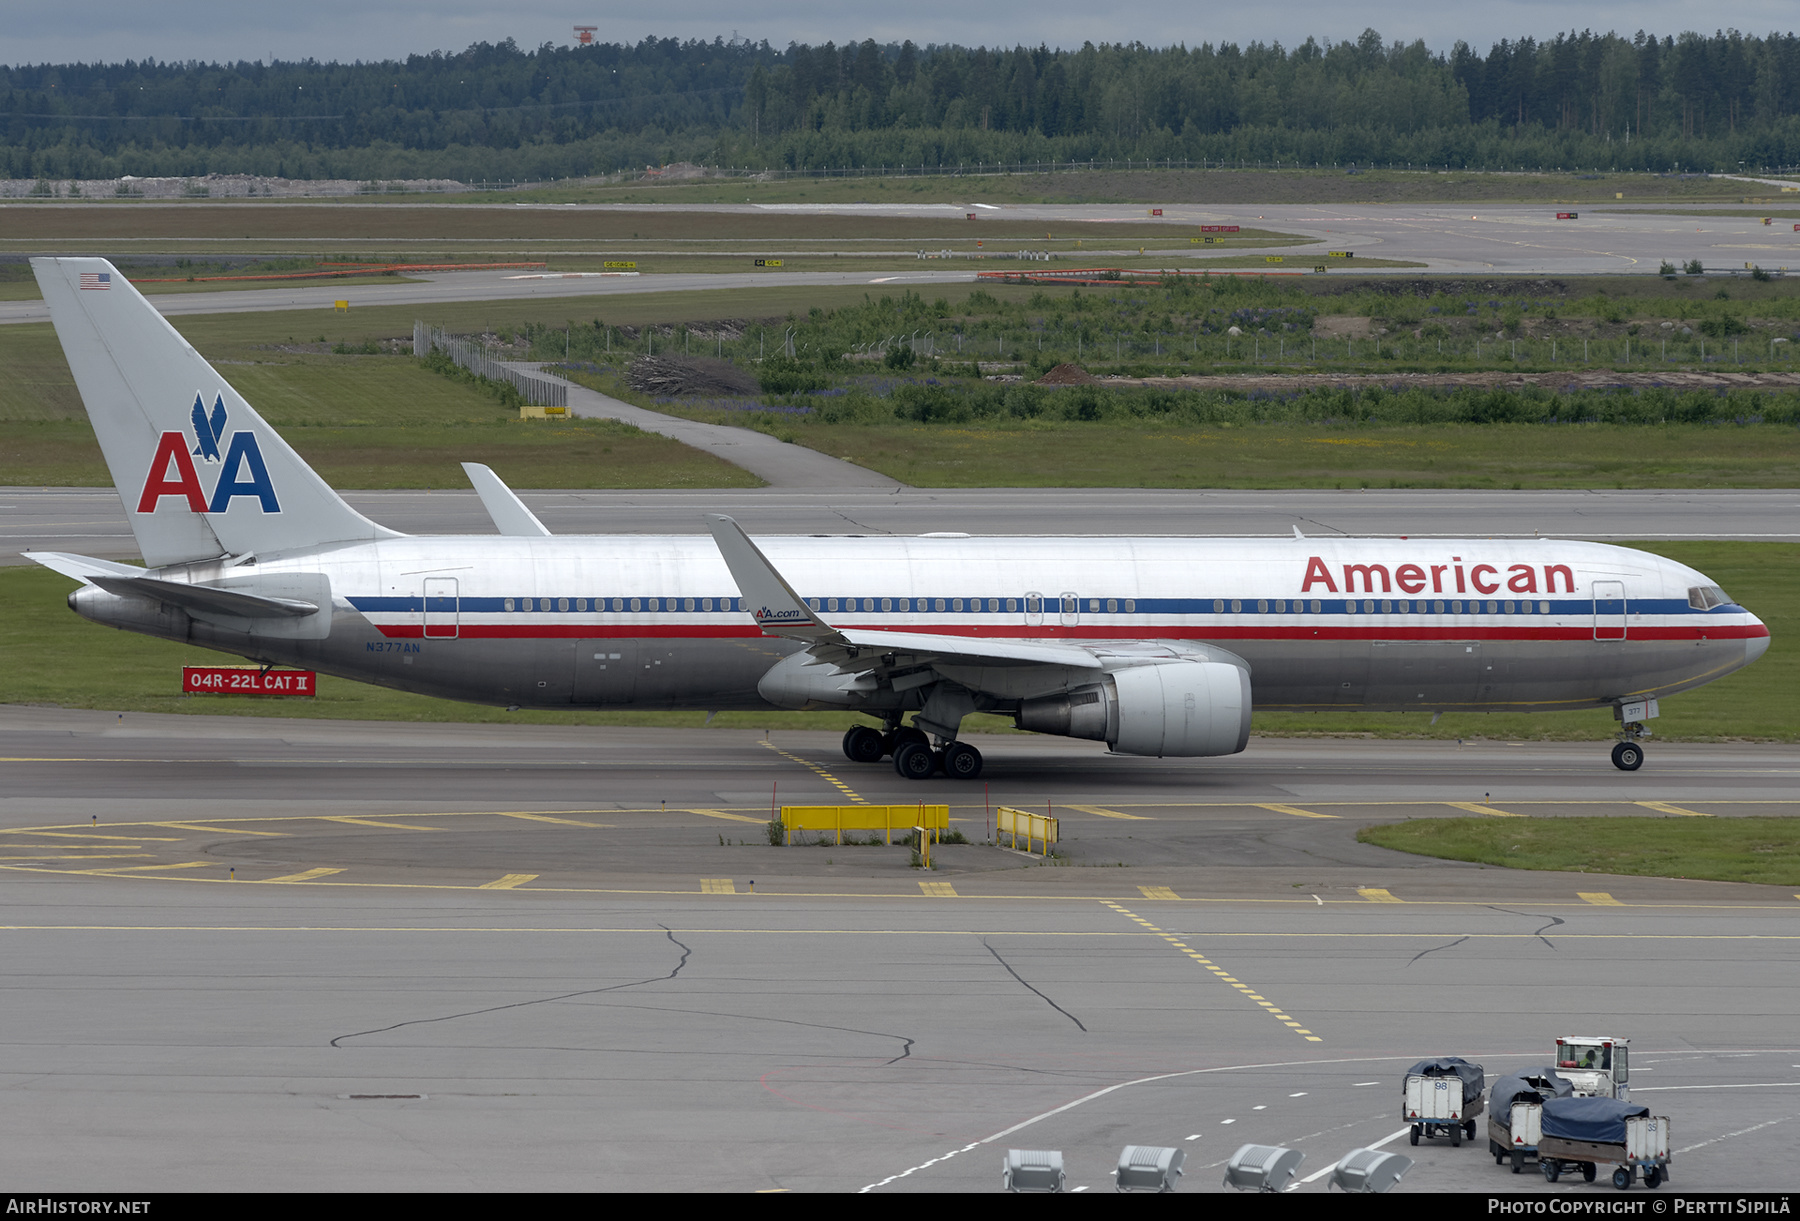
top-left (1016, 660), bottom-right (1251, 757)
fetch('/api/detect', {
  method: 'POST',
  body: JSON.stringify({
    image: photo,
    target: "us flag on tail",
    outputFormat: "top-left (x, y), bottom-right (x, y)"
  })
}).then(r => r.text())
top-left (79, 272), bottom-right (111, 290)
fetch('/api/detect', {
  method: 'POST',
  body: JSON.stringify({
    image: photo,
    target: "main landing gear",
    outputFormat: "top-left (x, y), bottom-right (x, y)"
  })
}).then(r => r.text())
top-left (1611, 721), bottom-right (1650, 772)
top-left (840, 725), bottom-right (984, 781)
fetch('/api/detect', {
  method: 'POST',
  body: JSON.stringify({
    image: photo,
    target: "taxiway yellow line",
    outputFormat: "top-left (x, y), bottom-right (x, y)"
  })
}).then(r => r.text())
top-left (479, 873), bottom-right (539, 890)
top-left (1256, 803), bottom-right (1340, 819)
top-left (1104, 900), bottom-right (1323, 1042)
top-left (1446, 801), bottom-right (1526, 818)
top-left (262, 867), bottom-right (345, 884)
top-left (319, 817), bottom-right (439, 832)
top-left (495, 812), bottom-right (610, 827)
top-left (1067, 804), bottom-right (1152, 820)
top-left (1636, 801), bottom-right (1715, 818)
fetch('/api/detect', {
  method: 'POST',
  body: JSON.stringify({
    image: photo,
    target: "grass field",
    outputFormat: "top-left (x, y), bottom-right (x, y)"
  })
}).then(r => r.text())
top-left (1358, 816), bottom-right (1800, 886)
top-left (0, 342), bottom-right (760, 489)
top-left (1, 541), bottom-right (1789, 740)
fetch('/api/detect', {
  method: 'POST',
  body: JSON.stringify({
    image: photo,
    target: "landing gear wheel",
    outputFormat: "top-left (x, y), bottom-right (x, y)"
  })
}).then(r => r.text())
top-left (1612, 741), bottom-right (1645, 771)
top-left (1612, 1166), bottom-right (1631, 1190)
top-left (842, 725), bottom-right (886, 764)
top-left (894, 739), bottom-right (938, 780)
top-left (1543, 1161), bottom-right (1560, 1183)
top-left (1644, 1167), bottom-right (1662, 1189)
top-left (942, 741), bottom-right (984, 780)
top-left (1409, 1125), bottom-right (1420, 1147)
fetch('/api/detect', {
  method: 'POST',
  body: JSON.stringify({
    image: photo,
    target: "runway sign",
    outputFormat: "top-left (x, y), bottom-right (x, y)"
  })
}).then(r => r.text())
top-left (1557, 212), bottom-right (1580, 219)
top-left (183, 667), bottom-right (316, 696)
top-left (602, 261), bottom-right (637, 269)
top-left (1200, 225), bottom-right (1241, 232)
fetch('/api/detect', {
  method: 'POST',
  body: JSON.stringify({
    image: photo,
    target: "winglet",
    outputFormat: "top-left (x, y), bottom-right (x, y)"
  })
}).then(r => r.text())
top-left (462, 463), bottom-right (551, 537)
top-left (1293, 525), bottom-right (1306, 539)
top-left (703, 514), bottom-right (838, 641)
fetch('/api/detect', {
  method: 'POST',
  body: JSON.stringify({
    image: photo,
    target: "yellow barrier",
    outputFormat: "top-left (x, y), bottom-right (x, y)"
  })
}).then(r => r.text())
top-left (996, 806), bottom-right (1058, 855)
top-left (780, 804), bottom-right (947, 846)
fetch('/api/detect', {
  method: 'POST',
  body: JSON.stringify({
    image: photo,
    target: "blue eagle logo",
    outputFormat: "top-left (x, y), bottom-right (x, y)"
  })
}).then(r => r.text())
top-left (190, 393), bottom-right (227, 463)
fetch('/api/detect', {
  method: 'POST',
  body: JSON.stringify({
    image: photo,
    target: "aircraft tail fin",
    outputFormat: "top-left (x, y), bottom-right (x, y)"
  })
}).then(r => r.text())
top-left (32, 257), bottom-right (400, 568)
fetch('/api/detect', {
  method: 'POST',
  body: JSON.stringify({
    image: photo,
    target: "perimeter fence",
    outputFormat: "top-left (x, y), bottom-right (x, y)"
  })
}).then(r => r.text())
top-left (414, 322), bottom-right (568, 408)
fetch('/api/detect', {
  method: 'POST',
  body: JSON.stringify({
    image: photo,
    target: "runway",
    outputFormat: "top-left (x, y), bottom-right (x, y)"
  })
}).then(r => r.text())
top-left (7, 486), bottom-right (1796, 566)
top-left (2, 708), bottom-right (1796, 1191)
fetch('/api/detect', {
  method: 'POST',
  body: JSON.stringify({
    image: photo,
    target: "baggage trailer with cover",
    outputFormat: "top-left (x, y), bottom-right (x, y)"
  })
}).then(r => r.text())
top-left (1403, 1057), bottom-right (1485, 1147)
top-left (1486, 1068), bottom-right (1574, 1173)
top-left (1537, 1096), bottom-right (1671, 1189)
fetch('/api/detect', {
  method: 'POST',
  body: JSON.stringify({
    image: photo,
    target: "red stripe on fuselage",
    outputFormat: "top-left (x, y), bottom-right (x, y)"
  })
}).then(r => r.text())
top-left (371, 622), bottom-right (1769, 643)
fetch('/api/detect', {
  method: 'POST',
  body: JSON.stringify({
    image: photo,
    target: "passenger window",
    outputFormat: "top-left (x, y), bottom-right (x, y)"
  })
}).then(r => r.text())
top-left (558, 598), bottom-right (570, 612)
top-left (629, 598), bottom-right (641, 612)
top-left (1005, 598), bottom-right (1017, 612)
top-left (935, 599), bottom-right (945, 612)
top-left (504, 598), bottom-right (515, 612)
top-left (1214, 599), bottom-right (1225, 613)
top-left (1125, 599), bottom-right (1136, 612)
top-left (1310, 599), bottom-right (1321, 613)
top-left (952, 599), bottom-right (963, 611)
top-left (1434, 600), bottom-right (1445, 613)
top-left (1107, 599), bottom-right (1118, 613)
top-left (1258, 600), bottom-right (1268, 613)
top-left (1540, 601), bottom-right (1550, 613)
top-left (1231, 599), bottom-right (1242, 613)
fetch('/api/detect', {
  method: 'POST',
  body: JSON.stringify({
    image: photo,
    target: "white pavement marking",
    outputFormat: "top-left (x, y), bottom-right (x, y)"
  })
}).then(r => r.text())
top-left (1673, 1112), bottom-right (1800, 1155)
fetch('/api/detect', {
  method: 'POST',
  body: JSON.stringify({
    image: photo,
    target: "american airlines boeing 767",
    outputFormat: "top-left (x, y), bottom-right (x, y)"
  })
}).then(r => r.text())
top-left (25, 258), bottom-right (1770, 779)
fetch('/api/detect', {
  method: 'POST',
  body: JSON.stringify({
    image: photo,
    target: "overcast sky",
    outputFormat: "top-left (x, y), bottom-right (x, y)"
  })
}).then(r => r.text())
top-left (6, 1), bottom-right (1799, 68)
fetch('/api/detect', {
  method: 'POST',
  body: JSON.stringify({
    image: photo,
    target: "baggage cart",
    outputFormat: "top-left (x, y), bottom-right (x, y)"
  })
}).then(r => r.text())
top-left (1486, 1067), bottom-right (1574, 1173)
top-left (1538, 1098), bottom-right (1670, 1189)
top-left (1404, 1057), bottom-right (1486, 1147)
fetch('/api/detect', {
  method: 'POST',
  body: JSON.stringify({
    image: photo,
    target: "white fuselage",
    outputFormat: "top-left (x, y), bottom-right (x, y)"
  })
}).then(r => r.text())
top-left (75, 532), bottom-right (1769, 717)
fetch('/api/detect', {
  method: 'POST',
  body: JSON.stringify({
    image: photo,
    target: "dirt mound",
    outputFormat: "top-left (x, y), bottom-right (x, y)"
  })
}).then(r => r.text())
top-left (1036, 363), bottom-right (1101, 385)
top-left (626, 355), bottom-right (758, 397)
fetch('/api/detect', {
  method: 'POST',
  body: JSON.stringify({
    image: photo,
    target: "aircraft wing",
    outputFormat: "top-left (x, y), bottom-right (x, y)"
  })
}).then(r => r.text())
top-left (704, 514), bottom-right (1102, 671)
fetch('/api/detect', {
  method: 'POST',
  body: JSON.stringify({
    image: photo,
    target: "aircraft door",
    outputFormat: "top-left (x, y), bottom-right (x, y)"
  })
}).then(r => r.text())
top-left (574, 640), bottom-right (638, 706)
top-left (1593, 580), bottom-right (1627, 640)
top-left (1024, 592), bottom-right (1044, 627)
top-left (1059, 591), bottom-right (1079, 627)
top-left (422, 577), bottom-right (459, 639)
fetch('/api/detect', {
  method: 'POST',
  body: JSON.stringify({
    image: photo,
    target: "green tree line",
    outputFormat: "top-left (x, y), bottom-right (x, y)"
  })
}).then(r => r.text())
top-left (9, 29), bottom-right (1800, 180)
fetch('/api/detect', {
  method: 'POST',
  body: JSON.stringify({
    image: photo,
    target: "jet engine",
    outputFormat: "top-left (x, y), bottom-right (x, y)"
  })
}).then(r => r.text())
top-left (1015, 660), bottom-right (1251, 757)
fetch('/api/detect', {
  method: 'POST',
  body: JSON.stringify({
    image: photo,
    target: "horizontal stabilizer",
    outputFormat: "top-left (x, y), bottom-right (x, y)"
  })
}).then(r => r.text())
top-left (24, 552), bottom-right (147, 584)
top-left (462, 463), bottom-right (551, 536)
top-left (90, 575), bottom-right (321, 619)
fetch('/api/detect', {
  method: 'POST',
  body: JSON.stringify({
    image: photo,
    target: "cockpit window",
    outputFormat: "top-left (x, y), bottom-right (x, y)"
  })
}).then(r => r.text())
top-left (1688, 586), bottom-right (1731, 610)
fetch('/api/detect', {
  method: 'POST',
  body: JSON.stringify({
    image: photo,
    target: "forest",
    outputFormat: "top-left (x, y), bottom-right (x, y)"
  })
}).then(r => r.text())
top-left (7, 29), bottom-right (1800, 179)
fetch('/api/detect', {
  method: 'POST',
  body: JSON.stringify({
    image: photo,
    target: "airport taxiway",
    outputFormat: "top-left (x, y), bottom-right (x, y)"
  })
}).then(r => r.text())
top-left (6, 200), bottom-right (1800, 325)
top-left (2, 708), bottom-right (1796, 1191)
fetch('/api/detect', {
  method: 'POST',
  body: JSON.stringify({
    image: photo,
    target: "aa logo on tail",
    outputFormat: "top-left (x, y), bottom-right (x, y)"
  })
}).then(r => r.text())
top-left (137, 394), bottom-right (281, 515)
